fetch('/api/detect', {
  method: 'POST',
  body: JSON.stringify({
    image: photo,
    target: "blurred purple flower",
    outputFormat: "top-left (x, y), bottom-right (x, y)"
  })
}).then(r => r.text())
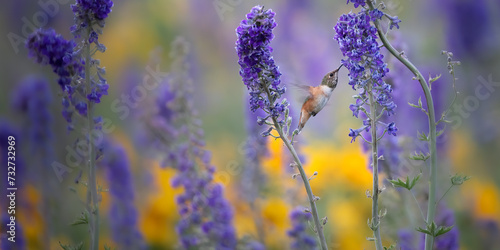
top-left (103, 143), bottom-right (145, 249)
top-left (11, 77), bottom-right (52, 156)
top-left (399, 205), bottom-right (459, 250)
top-left (240, 102), bottom-right (268, 203)
top-left (398, 229), bottom-right (417, 250)
top-left (441, 0), bottom-right (492, 60)
top-left (476, 219), bottom-right (500, 248)
top-left (287, 208), bottom-right (317, 250)
top-left (141, 38), bottom-right (237, 249)
top-left (348, 0), bottom-right (366, 8)
top-left (246, 240), bottom-right (266, 250)
top-left (432, 207), bottom-right (459, 250)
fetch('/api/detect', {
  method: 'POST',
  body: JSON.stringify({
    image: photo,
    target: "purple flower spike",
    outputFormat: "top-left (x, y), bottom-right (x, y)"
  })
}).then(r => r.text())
top-left (334, 8), bottom-right (397, 142)
top-left (287, 208), bottom-right (317, 250)
top-left (236, 6), bottom-right (289, 127)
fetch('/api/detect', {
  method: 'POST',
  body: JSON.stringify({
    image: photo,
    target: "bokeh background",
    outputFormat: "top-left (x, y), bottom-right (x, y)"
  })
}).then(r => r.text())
top-left (1, 0), bottom-right (500, 249)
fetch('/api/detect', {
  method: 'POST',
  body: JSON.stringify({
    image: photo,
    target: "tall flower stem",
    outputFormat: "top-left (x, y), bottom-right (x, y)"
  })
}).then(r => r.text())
top-left (368, 84), bottom-right (383, 250)
top-left (263, 88), bottom-right (328, 250)
top-left (84, 27), bottom-right (99, 250)
top-left (367, 1), bottom-right (438, 249)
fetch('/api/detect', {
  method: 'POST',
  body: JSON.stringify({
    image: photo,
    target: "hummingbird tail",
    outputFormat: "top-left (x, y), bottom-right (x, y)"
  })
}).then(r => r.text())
top-left (298, 110), bottom-right (310, 133)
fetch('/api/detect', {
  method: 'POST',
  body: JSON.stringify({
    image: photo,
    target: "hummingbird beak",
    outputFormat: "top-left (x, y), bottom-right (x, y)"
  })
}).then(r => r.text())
top-left (337, 64), bottom-right (344, 71)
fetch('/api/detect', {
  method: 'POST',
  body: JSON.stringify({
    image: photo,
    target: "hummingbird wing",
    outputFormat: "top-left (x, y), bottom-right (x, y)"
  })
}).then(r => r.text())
top-left (289, 82), bottom-right (314, 103)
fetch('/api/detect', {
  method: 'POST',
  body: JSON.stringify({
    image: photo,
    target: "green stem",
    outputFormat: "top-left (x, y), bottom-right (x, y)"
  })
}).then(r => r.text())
top-left (250, 202), bottom-right (266, 244)
top-left (366, 1), bottom-right (438, 249)
top-left (263, 88), bottom-right (328, 250)
top-left (368, 84), bottom-right (383, 250)
top-left (436, 185), bottom-right (453, 209)
top-left (85, 27), bottom-right (99, 250)
top-left (410, 190), bottom-right (427, 223)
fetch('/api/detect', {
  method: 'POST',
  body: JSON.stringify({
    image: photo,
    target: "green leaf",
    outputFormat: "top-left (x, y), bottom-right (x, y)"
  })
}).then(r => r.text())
top-left (429, 74), bottom-right (442, 84)
top-left (417, 131), bottom-right (429, 141)
top-left (409, 173), bottom-right (422, 190)
top-left (59, 242), bottom-right (83, 250)
top-left (388, 173), bottom-right (421, 190)
top-left (416, 227), bottom-right (432, 236)
top-left (408, 102), bottom-right (420, 108)
top-left (451, 174), bottom-right (471, 186)
top-left (367, 218), bottom-right (380, 231)
top-left (70, 212), bottom-right (89, 226)
top-left (436, 129), bottom-right (445, 137)
top-left (409, 152), bottom-right (430, 161)
top-left (436, 225), bottom-right (454, 237)
top-left (418, 97), bottom-right (422, 107)
top-left (384, 243), bottom-right (396, 250)
top-left (416, 221), bottom-right (454, 237)
top-left (104, 245), bottom-right (115, 250)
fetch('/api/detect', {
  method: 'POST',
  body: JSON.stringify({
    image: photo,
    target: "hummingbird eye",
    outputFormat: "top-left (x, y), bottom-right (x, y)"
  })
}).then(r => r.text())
top-left (329, 73), bottom-right (334, 77)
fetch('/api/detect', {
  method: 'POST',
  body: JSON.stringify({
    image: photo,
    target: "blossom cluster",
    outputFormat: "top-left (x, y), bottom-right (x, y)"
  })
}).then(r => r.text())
top-left (334, 6), bottom-right (398, 142)
top-left (103, 143), bottom-right (145, 249)
top-left (236, 6), bottom-right (288, 127)
top-left (142, 39), bottom-right (237, 249)
top-left (26, 0), bottom-right (112, 129)
top-left (398, 206), bottom-right (459, 250)
top-left (240, 106), bottom-right (268, 202)
top-left (26, 29), bottom-right (82, 91)
top-left (287, 208), bottom-right (317, 249)
top-left (11, 77), bottom-right (52, 155)
top-left (71, 0), bottom-right (113, 40)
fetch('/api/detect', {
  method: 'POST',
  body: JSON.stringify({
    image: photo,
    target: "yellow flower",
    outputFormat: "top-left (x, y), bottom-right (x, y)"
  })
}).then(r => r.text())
top-left (139, 163), bottom-right (181, 247)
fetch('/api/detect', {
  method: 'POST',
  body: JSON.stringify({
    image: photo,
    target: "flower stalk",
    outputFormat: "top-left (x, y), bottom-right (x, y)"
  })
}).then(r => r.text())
top-left (236, 6), bottom-right (328, 249)
top-left (84, 26), bottom-right (99, 250)
top-left (368, 84), bottom-right (383, 250)
top-left (275, 118), bottom-right (327, 249)
top-left (366, 1), bottom-right (438, 249)
top-left (262, 81), bottom-right (328, 250)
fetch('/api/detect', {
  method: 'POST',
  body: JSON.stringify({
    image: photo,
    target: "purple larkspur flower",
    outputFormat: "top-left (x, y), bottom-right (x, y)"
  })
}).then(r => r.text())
top-left (287, 208), bottom-right (317, 250)
top-left (236, 6), bottom-right (289, 127)
top-left (246, 240), bottom-right (266, 250)
top-left (11, 77), bottom-right (53, 155)
top-left (347, 0), bottom-right (366, 8)
top-left (103, 143), bottom-right (145, 249)
top-left (26, 29), bottom-right (82, 91)
top-left (70, 0), bottom-right (112, 104)
top-left (334, 7), bottom-right (397, 143)
top-left (431, 207), bottom-right (459, 250)
top-left (398, 229), bottom-right (417, 250)
top-left (399, 205), bottom-right (459, 250)
top-left (240, 99), bottom-right (268, 202)
top-left (72, 0), bottom-right (113, 25)
top-left (441, 0), bottom-right (492, 59)
top-left (140, 38), bottom-right (237, 249)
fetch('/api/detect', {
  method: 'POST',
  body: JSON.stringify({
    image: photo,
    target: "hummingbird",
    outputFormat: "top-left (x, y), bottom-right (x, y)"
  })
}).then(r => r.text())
top-left (296, 65), bottom-right (343, 133)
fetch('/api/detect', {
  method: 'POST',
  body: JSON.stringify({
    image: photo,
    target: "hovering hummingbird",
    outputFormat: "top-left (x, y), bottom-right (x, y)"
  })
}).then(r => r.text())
top-left (296, 65), bottom-right (343, 133)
